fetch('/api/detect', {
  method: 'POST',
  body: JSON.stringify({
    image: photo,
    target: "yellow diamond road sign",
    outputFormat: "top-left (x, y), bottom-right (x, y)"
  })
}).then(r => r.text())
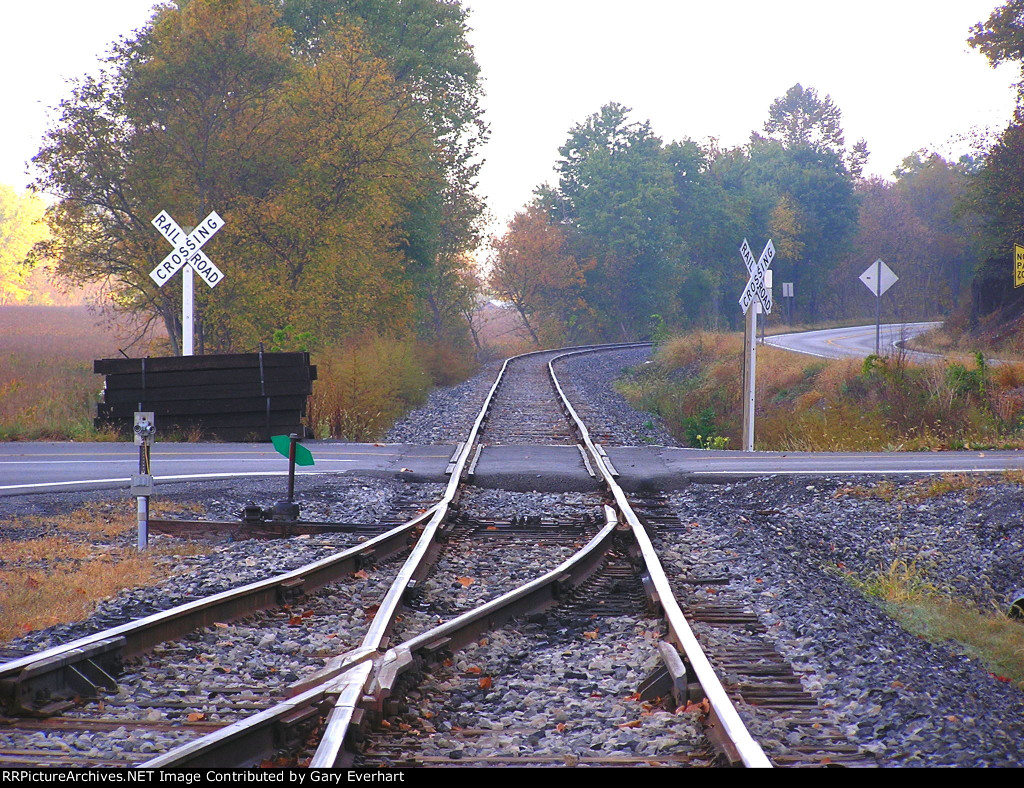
top-left (1015, 244), bottom-right (1024, 288)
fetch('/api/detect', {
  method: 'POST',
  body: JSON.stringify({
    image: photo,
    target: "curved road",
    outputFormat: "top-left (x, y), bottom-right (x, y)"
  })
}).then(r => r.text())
top-left (765, 322), bottom-right (941, 361)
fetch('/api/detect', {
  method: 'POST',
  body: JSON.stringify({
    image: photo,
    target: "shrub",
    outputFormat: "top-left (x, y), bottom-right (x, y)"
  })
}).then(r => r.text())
top-left (308, 333), bottom-right (475, 441)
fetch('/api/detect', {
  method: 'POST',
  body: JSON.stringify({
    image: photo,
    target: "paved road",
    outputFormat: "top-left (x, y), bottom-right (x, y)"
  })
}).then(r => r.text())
top-left (0, 442), bottom-right (454, 496)
top-left (765, 322), bottom-right (941, 361)
top-left (3, 441), bottom-right (1023, 497)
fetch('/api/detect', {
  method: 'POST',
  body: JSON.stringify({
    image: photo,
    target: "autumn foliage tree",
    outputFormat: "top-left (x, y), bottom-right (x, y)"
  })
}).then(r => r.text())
top-left (489, 206), bottom-right (589, 346)
top-left (33, 0), bottom-right (483, 354)
top-left (0, 185), bottom-right (48, 305)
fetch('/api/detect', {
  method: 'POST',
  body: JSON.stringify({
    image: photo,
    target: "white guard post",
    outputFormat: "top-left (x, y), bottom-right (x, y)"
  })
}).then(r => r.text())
top-left (738, 239), bottom-right (775, 452)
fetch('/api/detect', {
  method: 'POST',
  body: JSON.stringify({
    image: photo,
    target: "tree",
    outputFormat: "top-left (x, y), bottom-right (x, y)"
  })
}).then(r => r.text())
top-left (275, 0), bottom-right (487, 343)
top-left (550, 103), bottom-right (684, 338)
top-left (763, 83), bottom-right (845, 154)
top-left (969, 0), bottom-right (1024, 101)
top-left (489, 206), bottom-right (588, 346)
top-left (0, 185), bottom-right (48, 305)
top-left (967, 122), bottom-right (1024, 320)
top-left (34, 0), bottom-right (469, 354)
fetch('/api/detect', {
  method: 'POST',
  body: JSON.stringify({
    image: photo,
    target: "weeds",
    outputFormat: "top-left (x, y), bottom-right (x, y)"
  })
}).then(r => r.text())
top-left (0, 501), bottom-right (208, 644)
top-left (309, 333), bottom-right (477, 441)
top-left (843, 558), bottom-right (1024, 689)
top-left (617, 330), bottom-right (1024, 451)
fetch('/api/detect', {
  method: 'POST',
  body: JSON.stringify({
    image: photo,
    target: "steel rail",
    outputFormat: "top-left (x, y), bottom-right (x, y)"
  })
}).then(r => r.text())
top-left (548, 347), bottom-right (772, 768)
top-left (0, 505), bottom-right (441, 716)
top-left (308, 507), bottom-right (620, 767)
top-left (141, 344), bottom-right (644, 767)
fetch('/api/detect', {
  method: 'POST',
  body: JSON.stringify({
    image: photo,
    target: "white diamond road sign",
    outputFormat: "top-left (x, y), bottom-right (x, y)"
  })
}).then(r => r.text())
top-left (149, 210), bottom-right (225, 288)
top-left (859, 259), bottom-right (897, 297)
top-left (739, 238), bottom-right (774, 314)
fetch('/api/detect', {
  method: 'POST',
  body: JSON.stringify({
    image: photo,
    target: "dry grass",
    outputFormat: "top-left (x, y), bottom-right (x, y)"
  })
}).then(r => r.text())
top-left (620, 330), bottom-right (1024, 451)
top-left (0, 559), bottom-right (161, 642)
top-left (309, 333), bottom-right (476, 441)
top-left (0, 306), bottom-right (166, 440)
top-left (836, 473), bottom-right (1024, 504)
top-left (0, 501), bottom-right (208, 644)
top-left (846, 559), bottom-right (1024, 689)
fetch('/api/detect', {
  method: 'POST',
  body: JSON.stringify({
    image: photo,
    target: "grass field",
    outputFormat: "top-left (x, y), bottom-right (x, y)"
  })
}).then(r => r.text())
top-left (617, 331), bottom-right (1024, 451)
top-left (0, 306), bottom-right (166, 440)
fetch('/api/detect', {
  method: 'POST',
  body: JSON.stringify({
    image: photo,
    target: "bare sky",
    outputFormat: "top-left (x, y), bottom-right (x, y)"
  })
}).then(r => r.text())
top-left (2, 1), bottom-right (1019, 233)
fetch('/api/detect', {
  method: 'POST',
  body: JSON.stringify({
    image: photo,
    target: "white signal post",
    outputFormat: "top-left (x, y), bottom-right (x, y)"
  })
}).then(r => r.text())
top-left (149, 210), bottom-right (225, 355)
top-left (738, 238), bottom-right (775, 452)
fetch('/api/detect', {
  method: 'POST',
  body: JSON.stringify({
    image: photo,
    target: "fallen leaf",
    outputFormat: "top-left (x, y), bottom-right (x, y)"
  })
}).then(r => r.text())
top-left (583, 630), bottom-right (598, 640)
top-left (456, 577), bottom-right (475, 587)
top-left (187, 712), bottom-right (206, 722)
top-left (556, 723), bottom-right (566, 733)
top-left (486, 526), bottom-right (498, 531)
top-left (398, 723), bottom-right (412, 731)
top-left (288, 616), bottom-right (305, 626)
top-left (946, 715), bottom-right (959, 723)
top-left (363, 603), bottom-right (380, 620)
top-left (214, 622), bottom-right (229, 629)
top-left (423, 711), bottom-right (434, 719)
top-left (352, 569), bottom-right (370, 579)
top-left (617, 720), bottom-right (642, 729)
top-left (479, 676), bottom-right (492, 689)
top-left (466, 666), bottom-right (482, 675)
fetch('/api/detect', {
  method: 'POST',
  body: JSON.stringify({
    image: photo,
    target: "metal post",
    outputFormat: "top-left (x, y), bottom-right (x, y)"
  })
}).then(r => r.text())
top-left (182, 253), bottom-right (194, 356)
top-left (742, 304), bottom-right (757, 452)
top-left (132, 410), bottom-right (155, 551)
top-left (287, 433), bottom-right (298, 504)
top-left (875, 258), bottom-right (881, 356)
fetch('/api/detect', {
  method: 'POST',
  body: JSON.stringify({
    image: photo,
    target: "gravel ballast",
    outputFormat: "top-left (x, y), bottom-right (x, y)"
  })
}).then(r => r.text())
top-left (3, 342), bottom-right (1024, 767)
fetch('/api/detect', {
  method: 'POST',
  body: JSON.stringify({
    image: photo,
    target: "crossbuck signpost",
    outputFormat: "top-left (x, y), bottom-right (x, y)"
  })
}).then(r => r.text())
top-left (738, 238), bottom-right (775, 452)
top-left (149, 210), bottom-right (225, 355)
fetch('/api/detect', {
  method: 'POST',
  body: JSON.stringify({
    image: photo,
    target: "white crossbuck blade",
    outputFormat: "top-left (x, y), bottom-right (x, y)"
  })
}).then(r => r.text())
top-left (738, 238), bottom-right (774, 314)
top-left (149, 210), bottom-right (225, 288)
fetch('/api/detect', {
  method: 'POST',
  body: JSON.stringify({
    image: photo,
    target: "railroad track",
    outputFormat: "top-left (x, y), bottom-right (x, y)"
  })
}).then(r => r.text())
top-left (0, 343), bottom-right (864, 767)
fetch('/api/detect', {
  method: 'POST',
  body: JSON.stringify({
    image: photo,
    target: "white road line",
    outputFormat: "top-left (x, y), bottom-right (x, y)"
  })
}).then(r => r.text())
top-left (0, 470), bottom-right (339, 492)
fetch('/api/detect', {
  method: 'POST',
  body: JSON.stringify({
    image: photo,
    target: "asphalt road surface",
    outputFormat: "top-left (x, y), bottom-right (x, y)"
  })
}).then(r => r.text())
top-left (3, 441), bottom-right (1024, 497)
top-left (765, 322), bottom-right (941, 361)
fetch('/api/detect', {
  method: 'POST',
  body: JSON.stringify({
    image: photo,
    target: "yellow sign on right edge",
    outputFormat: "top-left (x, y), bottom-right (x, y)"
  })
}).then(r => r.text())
top-left (1016, 244), bottom-right (1024, 288)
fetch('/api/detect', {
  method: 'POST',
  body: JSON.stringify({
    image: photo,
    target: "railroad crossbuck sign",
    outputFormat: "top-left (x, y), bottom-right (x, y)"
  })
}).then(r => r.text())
top-left (149, 210), bottom-right (225, 288)
top-left (738, 238), bottom-right (775, 314)
top-left (1015, 244), bottom-right (1024, 289)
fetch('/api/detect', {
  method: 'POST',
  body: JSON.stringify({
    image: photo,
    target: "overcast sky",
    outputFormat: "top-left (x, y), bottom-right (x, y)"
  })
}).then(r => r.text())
top-left (2, 1), bottom-right (1019, 234)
